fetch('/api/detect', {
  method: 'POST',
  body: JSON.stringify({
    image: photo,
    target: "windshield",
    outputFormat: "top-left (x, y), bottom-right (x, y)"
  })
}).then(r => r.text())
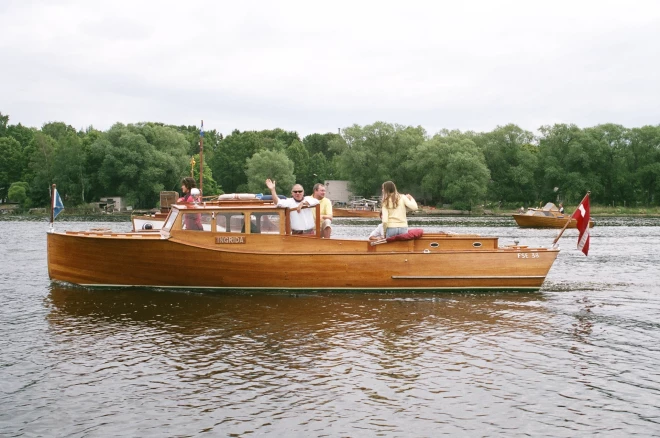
top-left (162, 209), bottom-right (179, 232)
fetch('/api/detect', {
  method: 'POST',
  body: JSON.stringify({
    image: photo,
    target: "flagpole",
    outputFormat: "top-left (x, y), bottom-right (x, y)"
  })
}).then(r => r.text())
top-left (50, 184), bottom-right (56, 227)
top-left (552, 191), bottom-right (590, 246)
top-left (199, 119), bottom-right (204, 197)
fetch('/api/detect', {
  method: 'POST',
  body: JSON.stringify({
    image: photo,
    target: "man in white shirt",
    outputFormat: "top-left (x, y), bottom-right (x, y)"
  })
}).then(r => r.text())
top-left (266, 179), bottom-right (319, 234)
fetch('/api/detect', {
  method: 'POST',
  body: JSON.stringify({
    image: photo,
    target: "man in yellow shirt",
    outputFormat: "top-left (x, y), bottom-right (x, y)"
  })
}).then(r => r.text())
top-left (312, 183), bottom-right (333, 238)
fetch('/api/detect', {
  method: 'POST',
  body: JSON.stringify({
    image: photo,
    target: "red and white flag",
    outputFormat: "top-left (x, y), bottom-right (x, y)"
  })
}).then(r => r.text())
top-left (572, 194), bottom-right (590, 255)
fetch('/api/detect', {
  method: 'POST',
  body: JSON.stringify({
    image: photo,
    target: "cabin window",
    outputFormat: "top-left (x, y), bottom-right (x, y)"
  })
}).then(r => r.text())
top-left (249, 213), bottom-right (280, 234)
top-left (216, 214), bottom-right (246, 233)
top-left (162, 210), bottom-right (179, 232)
top-left (182, 212), bottom-right (211, 231)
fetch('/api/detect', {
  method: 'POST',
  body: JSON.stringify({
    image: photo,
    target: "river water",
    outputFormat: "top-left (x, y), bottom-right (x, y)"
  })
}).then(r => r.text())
top-left (1, 216), bottom-right (659, 437)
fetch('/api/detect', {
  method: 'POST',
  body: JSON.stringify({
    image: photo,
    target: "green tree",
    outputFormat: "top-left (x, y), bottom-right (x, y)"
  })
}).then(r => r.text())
top-left (0, 136), bottom-right (22, 201)
top-left (260, 128), bottom-right (300, 148)
top-left (537, 124), bottom-right (597, 205)
top-left (583, 124), bottom-right (630, 206)
top-left (165, 123), bottom-right (223, 164)
top-left (211, 130), bottom-right (268, 193)
top-left (52, 132), bottom-right (89, 204)
top-left (0, 112), bottom-right (9, 137)
top-left (411, 134), bottom-right (489, 207)
top-left (286, 140), bottom-right (312, 190)
top-left (303, 132), bottom-right (339, 160)
top-left (41, 122), bottom-right (77, 142)
top-left (245, 149), bottom-right (295, 194)
top-left (335, 122), bottom-right (426, 197)
top-left (90, 123), bottom-right (190, 208)
top-left (628, 125), bottom-right (660, 206)
top-left (307, 152), bottom-right (330, 187)
top-left (443, 151), bottom-right (491, 210)
top-left (0, 112), bottom-right (8, 137)
top-left (190, 153), bottom-right (222, 196)
top-left (210, 129), bottom-right (300, 194)
top-left (24, 132), bottom-right (57, 207)
top-left (6, 123), bottom-right (35, 183)
top-left (638, 162), bottom-right (660, 206)
top-left (8, 181), bottom-right (29, 205)
top-left (480, 124), bottom-right (538, 204)
top-left (409, 137), bottom-right (451, 204)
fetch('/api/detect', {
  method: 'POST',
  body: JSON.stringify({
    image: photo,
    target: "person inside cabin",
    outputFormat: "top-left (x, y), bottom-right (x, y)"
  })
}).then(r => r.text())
top-left (559, 203), bottom-right (565, 214)
top-left (179, 177), bottom-right (203, 230)
top-left (369, 213), bottom-right (385, 241)
top-left (381, 180), bottom-right (418, 239)
top-left (178, 177), bottom-right (198, 203)
top-left (266, 179), bottom-right (319, 234)
top-left (312, 183), bottom-right (333, 238)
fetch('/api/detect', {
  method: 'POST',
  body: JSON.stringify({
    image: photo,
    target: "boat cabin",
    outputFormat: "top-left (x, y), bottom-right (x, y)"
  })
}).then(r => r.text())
top-left (162, 200), bottom-right (322, 237)
top-left (157, 199), bottom-right (509, 255)
top-left (523, 202), bottom-right (565, 217)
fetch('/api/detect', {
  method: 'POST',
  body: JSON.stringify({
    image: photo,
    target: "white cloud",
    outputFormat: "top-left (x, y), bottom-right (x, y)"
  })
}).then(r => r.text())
top-left (1, 0), bottom-right (659, 136)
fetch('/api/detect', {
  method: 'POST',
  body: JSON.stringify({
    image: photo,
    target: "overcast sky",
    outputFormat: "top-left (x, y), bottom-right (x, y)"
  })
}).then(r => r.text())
top-left (2, 0), bottom-right (659, 137)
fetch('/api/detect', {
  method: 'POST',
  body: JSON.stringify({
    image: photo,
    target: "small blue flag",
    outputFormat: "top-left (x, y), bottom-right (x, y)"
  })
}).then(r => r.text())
top-left (200, 120), bottom-right (204, 137)
top-left (53, 188), bottom-right (64, 220)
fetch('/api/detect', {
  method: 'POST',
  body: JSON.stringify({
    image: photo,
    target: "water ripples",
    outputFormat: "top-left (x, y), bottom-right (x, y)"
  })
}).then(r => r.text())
top-left (1, 219), bottom-right (660, 436)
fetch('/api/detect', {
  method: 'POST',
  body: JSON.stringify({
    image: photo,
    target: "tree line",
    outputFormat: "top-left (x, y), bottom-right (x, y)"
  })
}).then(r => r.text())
top-left (1, 111), bottom-right (659, 210)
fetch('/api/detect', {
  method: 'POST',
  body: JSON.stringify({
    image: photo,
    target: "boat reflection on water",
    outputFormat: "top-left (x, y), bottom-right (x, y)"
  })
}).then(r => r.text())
top-left (46, 285), bottom-right (553, 342)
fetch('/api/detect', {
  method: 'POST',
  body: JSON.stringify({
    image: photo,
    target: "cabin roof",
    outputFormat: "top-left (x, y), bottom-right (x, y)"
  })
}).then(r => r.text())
top-left (173, 201), bottom-right (281, 211)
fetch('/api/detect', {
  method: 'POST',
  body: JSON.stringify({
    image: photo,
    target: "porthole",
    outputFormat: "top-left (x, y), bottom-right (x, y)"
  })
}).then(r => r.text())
top-left (473, 242), bottom-right (482, 248)
top-left (430, 242), bottom-right (439, 248)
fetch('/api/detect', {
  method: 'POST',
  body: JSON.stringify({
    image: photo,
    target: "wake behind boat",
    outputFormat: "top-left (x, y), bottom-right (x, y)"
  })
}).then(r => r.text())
top-left (48, 197), bottom-right (559, 291)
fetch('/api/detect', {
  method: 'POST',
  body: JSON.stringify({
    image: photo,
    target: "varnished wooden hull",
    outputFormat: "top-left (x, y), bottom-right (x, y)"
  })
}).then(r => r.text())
top-left (513, 214), bottom-right (595, 229)
top-left (47, 231), bottom-right (558, 291)
top-left (333, 208), bottom-right (380, 218)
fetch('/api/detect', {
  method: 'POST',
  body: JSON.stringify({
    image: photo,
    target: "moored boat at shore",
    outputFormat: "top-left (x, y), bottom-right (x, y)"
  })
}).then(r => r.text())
top-left (333, 207), bottom-right (380, 218)
top-left (48, 198), bottom-right (560, 291)
top-left (333, 198), bottom-right (380, 218)
top-left (513, 202), bottom-right (595, 229)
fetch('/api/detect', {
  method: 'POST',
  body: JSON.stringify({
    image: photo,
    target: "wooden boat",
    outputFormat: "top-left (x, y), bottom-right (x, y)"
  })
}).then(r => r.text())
top-left (333, 207), bottom-right (380, 218)
top-left (333, 198), bottom-right (380, 218)
top-left (48, 198), bottom-right (559, 291)
top-left (513, 202), bottom-right (595, 229)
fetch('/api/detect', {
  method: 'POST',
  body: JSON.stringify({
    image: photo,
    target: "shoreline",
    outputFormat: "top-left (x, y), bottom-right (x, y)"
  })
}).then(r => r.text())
top-left (3, 211), bottom-right (660, 220)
